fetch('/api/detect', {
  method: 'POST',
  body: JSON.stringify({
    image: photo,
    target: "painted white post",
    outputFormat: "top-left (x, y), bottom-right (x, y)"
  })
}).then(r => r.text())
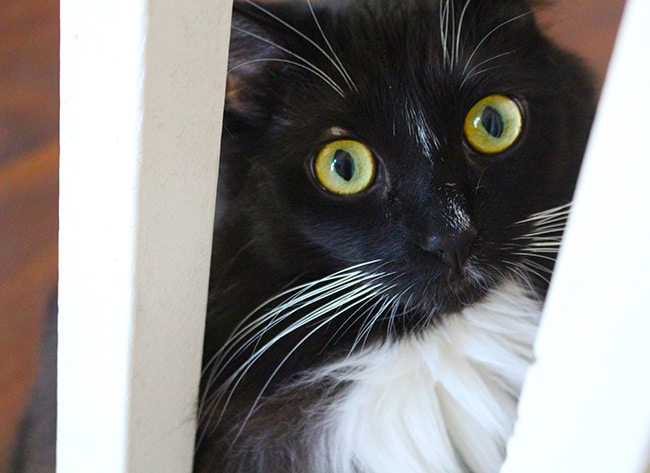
top-left (58, 0), bottom-right (232, 471)
top-left (501, 0), bottom-right (650, 472)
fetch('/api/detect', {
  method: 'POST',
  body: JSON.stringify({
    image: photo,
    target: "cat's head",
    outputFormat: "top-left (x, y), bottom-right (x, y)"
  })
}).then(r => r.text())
top-left (219, 0), bottom-right (595, 320)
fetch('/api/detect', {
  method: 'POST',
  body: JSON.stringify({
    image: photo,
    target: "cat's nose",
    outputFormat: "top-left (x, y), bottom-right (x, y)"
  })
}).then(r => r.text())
top-left (420, 226), bottom-right (477, 275)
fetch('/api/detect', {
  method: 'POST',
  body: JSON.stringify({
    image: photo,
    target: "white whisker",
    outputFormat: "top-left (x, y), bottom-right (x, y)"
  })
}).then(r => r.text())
top-left (462, 64), bottom-right (513, 88)
top-left (229, 57), bottom-right (345, 97)
top-left (448, 0), bottom-right (456, 67)
top-left (305, 0), bottom-right (358, 92)
top-left (202, 276), bottom-right (385, 438)
top-left (225, 280), bottom-right (387, 442)
top-left (232, 25), bottom-right (346, 97)
top-left (512, 251), bottom-right (556, 263)
top-left (199, 264), bottom-right (380, 419)
top-left (199, 262), bottom-right (396, 442)
top-left (325, 277), bottom-right (399, 351)
top-left (202, 274), bottom-right (377, 410)
top-left (499, 201), bottom-right (573, 288)
top-left (440, 0), bottom-right (451, 68)
top-left (462, 11), bottom-right (532, 76)
top-left (513, 226), bottom-right (566, 240)
top-left (504, 260), bottom-right (548, 287)
top-left (454, 0), bottom-right (473, 68)
top-left (204, 263), bottom-right (380, 368)
top-left (460, 53), bottom-right (515, 88)
top-left (463, 51), bottom-right (515, 79)
top-left (527, 241), bottom-right (562, 249)
top-left (514, 202), bottom-right (573, 225)
top-left (238, 289), bottom-right (378, 438)
top-left (351, 289), bottom-right (401, 352)
top-left (522, 259), bottom-right (554, 275)
top-left (242, 0), bottom-right (354, 94)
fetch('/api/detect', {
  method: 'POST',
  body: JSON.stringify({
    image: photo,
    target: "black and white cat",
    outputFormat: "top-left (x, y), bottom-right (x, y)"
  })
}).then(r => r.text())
top-left (195, 1), bottom-right (594, 472)
top-left (12, 1), bottom-right (595, 472)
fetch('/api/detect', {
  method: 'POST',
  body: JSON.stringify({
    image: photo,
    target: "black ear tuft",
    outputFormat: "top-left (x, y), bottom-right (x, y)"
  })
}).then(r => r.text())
top-left (226, 2), bottom-right (279, 117)
top-left (226, 1), bottom-right (307, 119)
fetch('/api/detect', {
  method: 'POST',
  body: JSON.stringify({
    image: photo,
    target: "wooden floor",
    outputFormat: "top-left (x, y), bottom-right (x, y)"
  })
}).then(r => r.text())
top-left (0, 0), bottom-right (59, 470)
top-left (0, 0), bottom-right (626, 471)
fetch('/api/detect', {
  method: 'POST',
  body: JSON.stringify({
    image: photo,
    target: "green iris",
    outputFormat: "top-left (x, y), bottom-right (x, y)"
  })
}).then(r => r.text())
top-left (314, 140), bottom-right (377, 195)
top-left (464, 95), bottom-right (523, 154)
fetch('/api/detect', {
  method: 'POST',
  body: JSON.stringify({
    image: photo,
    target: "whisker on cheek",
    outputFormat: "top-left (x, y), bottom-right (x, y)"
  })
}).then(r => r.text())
top-left (198, 262), bottom-right (395, 444)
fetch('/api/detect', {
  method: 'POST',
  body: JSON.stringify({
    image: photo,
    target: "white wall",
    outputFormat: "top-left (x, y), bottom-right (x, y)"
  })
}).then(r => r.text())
top-left (502, 0), bottom-right (650, 471)
top-left (58, 0), bottom-right (232, 471)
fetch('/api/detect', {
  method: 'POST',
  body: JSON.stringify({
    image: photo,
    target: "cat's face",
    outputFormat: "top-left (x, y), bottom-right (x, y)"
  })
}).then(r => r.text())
top-left (220, 0), bottom-right (594, 324)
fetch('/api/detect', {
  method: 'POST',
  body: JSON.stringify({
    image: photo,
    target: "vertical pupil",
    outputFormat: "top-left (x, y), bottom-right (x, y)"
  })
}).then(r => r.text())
top-left (333, 149), bottom-right (355, 181)
top-left (481, 106), bottom-right (505, 138)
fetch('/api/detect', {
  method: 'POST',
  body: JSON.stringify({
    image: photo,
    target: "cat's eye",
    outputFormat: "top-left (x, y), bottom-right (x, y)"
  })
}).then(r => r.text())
top-left (464, 95), bottom-right (523, 155)
top-left (313, 140), bottom-right (377, 195)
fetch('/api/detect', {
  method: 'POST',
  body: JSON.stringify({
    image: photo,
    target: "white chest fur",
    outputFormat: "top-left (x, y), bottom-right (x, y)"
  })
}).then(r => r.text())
top-left (306, 282), bottom-right (541, 473)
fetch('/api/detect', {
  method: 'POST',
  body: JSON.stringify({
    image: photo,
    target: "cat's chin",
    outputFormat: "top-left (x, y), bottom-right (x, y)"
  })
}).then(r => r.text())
top-left (382, 259), bottom-right (497, 331)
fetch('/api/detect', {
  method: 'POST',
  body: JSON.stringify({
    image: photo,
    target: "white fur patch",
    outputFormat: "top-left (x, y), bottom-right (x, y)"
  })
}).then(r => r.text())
top-left (306, 281), bottom-right (540, 473)
top-left (405, 101), bottom-right (441, 157)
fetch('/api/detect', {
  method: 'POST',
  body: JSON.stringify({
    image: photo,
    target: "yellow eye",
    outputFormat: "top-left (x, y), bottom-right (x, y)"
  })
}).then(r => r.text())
top-left (313, 140), bottom-right (377, 195)
top-left (464, 95), bottom-right (523, 154)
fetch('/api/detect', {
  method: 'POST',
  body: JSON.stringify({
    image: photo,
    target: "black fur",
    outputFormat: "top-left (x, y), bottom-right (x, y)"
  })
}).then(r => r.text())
top-left (196, 0), bottom-right (594, 471)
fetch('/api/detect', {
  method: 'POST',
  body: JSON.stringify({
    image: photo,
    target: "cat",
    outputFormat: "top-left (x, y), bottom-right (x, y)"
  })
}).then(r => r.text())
top-left (194, 0), bottom-right (595, 472)
top-left (12, 1), bottom-right (595, 472)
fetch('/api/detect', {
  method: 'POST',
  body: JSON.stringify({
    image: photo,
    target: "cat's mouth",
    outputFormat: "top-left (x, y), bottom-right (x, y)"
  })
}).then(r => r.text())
top-left (375, 256), bottom-right (496, 331)
top-left (428, 262), bottom-right (493, 313)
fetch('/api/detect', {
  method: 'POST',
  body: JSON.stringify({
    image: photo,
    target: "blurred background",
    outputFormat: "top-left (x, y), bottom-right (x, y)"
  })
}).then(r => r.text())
top-left (0, 0), bottom-right (627, 471)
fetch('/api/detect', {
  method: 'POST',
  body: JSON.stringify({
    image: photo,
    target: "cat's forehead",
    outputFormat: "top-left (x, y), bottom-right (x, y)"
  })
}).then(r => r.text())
top-left (228, 0), bottom-right (543, 112)
top-left (230, 0), bottom-right (557, 163)
top-left (300, 0), bottom-right (543, 103)
top-left (322, 0), bottom-right (536, 58)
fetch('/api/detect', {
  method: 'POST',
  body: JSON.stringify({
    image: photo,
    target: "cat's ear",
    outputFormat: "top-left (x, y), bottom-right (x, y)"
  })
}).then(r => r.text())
top-left (226, 2), bottom-right (295, 119)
